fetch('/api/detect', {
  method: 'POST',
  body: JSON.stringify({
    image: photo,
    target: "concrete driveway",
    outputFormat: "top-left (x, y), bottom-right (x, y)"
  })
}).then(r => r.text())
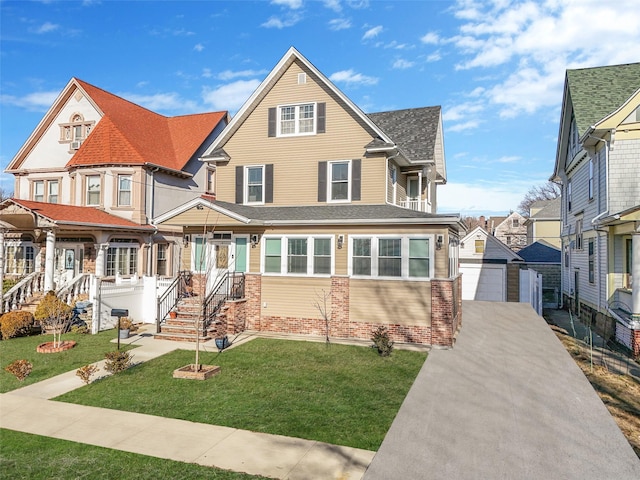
top-left (365, 301), bottom-right (640, 480)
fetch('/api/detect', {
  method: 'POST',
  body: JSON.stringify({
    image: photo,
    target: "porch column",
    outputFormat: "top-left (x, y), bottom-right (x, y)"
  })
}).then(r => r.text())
top-left (95, 243), bottom-right (109, 277)
top-left (44, 230), bottom-right (56, 292)
top-left (632, 231), bottom-right (640, 320)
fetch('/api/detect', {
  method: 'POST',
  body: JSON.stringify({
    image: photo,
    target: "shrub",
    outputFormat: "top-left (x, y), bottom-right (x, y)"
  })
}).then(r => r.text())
top-left (118, 317), bottom-right (133, 330)
top-left (104, 350), bottom-right (133, 374)
top-left (76, 364), bottom-right (99, 384)
top-left (371, 325), bottom-right (394, 357)
top-left (0, 311), bottom-right (36, 340)
top-left (2, 279), bottom-right (18, 294)
top-left (5, 359), bottom-right (33, 381)
top-left (34, 291), bottom-right (72, 348)
top-left (70, 325), bottom-right (89, 335)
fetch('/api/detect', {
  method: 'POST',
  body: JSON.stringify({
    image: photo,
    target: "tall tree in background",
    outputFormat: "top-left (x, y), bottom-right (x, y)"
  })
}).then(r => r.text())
top-left (517, 181), bottom-right (561, 216)
top-left (0, 188), bottom-right (12, 202)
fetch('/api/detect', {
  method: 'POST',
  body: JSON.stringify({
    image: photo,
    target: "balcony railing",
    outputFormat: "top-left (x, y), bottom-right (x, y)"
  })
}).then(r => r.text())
top-left (399, 199), bottom-right (430, 212)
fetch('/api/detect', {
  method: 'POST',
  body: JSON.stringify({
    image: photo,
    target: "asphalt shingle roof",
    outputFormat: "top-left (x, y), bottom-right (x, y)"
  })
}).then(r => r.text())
top-left (367, 107), bottom-right (441, 164)
top-left (518, 241), bottom-right (561, 263)
top-left (567, 63), bottom-right (640, 136)
top-left (530, 197), bottom-right (561, 219)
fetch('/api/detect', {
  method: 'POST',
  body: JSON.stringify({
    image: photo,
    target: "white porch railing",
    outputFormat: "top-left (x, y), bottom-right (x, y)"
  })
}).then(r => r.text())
top-left (56, 273), bottom-right (91, 306)
top-left (2, 272), bottom-right (45, 313)
top-left (399, 199), bottom-right (431, 212)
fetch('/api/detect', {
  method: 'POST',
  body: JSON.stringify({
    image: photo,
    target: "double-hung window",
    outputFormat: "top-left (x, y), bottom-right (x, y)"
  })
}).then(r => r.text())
top-left (263, 236), bottom-right (333, 276)
top-left (118, 174), bottom-right (132, 207)
top-left (246, 166), bottom-right (264, 204)
top-left (279, 103), bottom-right (315, 136)
top-left (350, 235), bottom-right (433, 279)
top-left (329, 161), bottom-right (350, 201)
top-left (588, 238), bottom-right (595, 283)
top-left (48, 181), bottom-right (59, 203)
top-left (33, 181), bottom-right (44, 202)
top-left (86, 175), bottom-right (101, 206)
top-left (33, 180), bottom-right (59, 203)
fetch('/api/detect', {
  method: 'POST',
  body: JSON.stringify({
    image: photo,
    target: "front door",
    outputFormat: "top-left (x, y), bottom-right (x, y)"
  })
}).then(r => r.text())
top-left (407, 178), bottom-right (419, 210)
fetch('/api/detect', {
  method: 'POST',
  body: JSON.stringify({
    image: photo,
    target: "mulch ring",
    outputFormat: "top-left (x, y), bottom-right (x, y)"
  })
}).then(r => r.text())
top-left (36, 340), bottom-right (77, 354)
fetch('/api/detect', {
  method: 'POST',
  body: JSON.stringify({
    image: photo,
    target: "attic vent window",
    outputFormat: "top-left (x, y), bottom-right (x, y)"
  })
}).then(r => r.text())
top-left (60, 112), bottom-right (95, 150)
top-left (298, 73), bottom-right (307, 84)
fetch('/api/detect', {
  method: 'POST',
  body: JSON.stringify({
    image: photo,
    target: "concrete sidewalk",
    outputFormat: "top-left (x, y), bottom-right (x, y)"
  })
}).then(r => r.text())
top-left (1, 327), bottom-right (374, 479)
top-left (364, 301), bottom-right (640, 480)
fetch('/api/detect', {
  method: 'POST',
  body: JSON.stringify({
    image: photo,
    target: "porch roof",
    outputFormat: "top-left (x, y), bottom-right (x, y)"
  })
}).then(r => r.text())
top-left (0, 199), bottom-right (155, 231)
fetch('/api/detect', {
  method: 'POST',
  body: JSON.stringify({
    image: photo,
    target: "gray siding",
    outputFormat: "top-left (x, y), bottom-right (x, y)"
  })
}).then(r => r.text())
top-left (609, 139), bottom-right (640, 215)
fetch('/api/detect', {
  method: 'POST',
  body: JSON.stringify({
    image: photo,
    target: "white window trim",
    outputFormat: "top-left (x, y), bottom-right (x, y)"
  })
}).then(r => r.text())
top-left (117, 174), bottom-right (133, 207)
top-left (327, 160), bottom-right (352, 203)
top-left (244, 165), bottom-right (265, 205)
top-left (277, 102), bottom-right (317, 137)
top-left (260, 234), bottom-right (335, 277)
top-left (85, 174), bottom-right (101, 206)
top-left (348, 234), bottom-right (435, 280)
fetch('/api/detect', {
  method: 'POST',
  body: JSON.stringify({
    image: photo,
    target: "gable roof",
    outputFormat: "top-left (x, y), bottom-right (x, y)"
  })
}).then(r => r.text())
top-left (368, 107), bottom-right (446, 181)
top-left (7, 78), bottom-right (228, 174)
top-left (518, 240), bottom-right (561, 264)
top-left (1, 199), bottom-right (155, 231)
top-left (566, 63), bottom-right (640, 138)
top-left (529, 197), bottom-right (561, 219)
top-left (202, 47), bottom-right (395, 160)
top-left (460, 226), bottom-right (523, 262)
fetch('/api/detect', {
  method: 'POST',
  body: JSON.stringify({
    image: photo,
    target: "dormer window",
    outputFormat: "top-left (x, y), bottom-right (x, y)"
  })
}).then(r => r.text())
top-left (60, 113), bottom-right (95, 150)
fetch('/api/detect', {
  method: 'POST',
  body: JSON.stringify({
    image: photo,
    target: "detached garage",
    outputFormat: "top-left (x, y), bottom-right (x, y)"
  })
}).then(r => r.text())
top-left (460, 227), bottom-right (523, 302)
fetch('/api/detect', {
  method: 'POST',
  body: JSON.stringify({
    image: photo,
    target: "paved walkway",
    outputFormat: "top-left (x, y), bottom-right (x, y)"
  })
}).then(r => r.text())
top-left (365, 301), bottom-right (640, 480)
top-left (1, 328), bottom-right (374, 479)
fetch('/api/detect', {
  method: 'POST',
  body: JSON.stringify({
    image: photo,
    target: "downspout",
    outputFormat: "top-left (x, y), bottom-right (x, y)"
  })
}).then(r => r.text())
top-left (384, 149), bottom-right (400, 207)
top-left (147, 167), bottom-right (160, 276)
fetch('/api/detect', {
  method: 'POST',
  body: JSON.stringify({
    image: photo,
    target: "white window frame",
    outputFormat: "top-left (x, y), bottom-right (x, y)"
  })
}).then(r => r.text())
top-left (277, 102), bottom-right (317, 137)
top-left (117, 174), bottom-right (132, 207)
top-left (48, 180), bottom-right (59, 204)
top-left (206, 166), bottom-right (216, 195)
top-left (588, 159), bottom-right (594, 200)
top-left (348, 234), bottom-right (435, 280)
top-left (105, 243), bottom-right (138, 276)
top-left (245, 165), bottom-right (265, 205)
top-left (86, 174), bottom-right (101, 206)
top-left (261, 235), bottom-right (334, 277)
top-left (33, 181), bottom-right (44, 202)
top-left (328, 160), bottom-right (351, 203)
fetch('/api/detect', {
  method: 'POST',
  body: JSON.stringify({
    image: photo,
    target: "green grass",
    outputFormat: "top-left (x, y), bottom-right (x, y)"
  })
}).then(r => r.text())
top-left (0, 429), bottom-right (264, 479)
top-left (0, 330), bottom-right (135, 393)
top-left (57, 339), bottom-right (427, 450)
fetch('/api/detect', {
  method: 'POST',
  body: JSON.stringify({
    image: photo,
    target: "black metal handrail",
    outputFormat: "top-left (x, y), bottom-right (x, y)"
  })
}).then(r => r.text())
top-left (156, 270), bottom-right (189, 333)
top-left (202, 272), bottom-right (245, 329)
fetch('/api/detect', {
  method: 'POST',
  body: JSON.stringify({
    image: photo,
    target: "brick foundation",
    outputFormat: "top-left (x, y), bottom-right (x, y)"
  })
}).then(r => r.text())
top-left (633, 329), bottom-right (640, 357)
top-left (242, 273), bottom-right (462, 348)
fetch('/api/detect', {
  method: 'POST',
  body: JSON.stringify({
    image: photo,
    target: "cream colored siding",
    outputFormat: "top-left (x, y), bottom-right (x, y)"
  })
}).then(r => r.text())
top-left (216, 60), bottom-right (386, 205)
top-left (350, 279), bottom-right (431, 325)
top-left (161, 209), bottom-right (248, 227)
top-left (261, 276), bottom-right (332, 318)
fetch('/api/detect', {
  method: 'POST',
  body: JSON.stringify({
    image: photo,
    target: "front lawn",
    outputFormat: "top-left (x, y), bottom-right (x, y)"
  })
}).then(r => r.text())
top-left (0, 429), bottom-right (264, 479)
top-left (56, 339), bottom-right (427, 450)
top-left (0, 330), bottom-right (135, 393)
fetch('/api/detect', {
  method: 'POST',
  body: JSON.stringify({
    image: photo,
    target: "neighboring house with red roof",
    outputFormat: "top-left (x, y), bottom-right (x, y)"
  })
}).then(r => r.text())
top-left (1, 78), bottom-right (228, 297)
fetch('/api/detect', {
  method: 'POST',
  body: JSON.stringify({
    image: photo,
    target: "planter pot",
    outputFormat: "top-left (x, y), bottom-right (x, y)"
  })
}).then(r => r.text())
top-left (172, 364), bottom-right (220, 380)
top-left (119, 329), bottom-right (130, 339)
top-left (169, 311), bottom-right (178, 319)
top-left (215, 336), bottom-right (230, 351)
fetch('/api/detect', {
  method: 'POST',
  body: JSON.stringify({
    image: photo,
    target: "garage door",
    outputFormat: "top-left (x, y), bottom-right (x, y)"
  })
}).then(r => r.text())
top-left (460, 264), bottom-right (506, 302)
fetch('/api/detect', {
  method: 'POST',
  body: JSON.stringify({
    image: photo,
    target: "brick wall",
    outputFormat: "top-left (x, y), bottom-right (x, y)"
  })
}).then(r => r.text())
top-left (633, 329), bottom-right (640, 357)
top-left (243, 273), bottom-right (461, 347)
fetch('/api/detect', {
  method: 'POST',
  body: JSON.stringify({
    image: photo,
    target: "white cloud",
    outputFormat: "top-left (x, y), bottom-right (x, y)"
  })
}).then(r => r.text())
top-left (426, 51), bottom-right (441, 62)
top-left (202, 79), bottom-right (261, 111)
top-left (443, 101), bottom-right (483, 121)
top-left (328, 18), bottom-right (351, 30)
top-left (392, 59), bottom-right (414, 70)
top-left (447, 0), bottom-right (640, 117)
top-left (202, 68), bottom-right (213, 78)
top-left (194, 43), bottom-right (204, 52)
top-left (323, 0), bottom-right (342, 12)
top-left (119, 92), bottom-right (199, 114)
top-left (1, 91), bottom-right (59, 111)
top-left (362, 25), bottom-right (383, 41)
top-left (495, 155), bottom-right (521, 164)
top-left (271, 0), bottom-right (303, 8)
top-left (216, 69), bottom-right (268, 81)
top-left (420, 32), bottom-right (440, 45)
top-left (446, 120), bottom-right (480, 133)
top-left (329, 69), bottom-right (378, 86)
top-left (437, 182), bottom-right (523, 215)
top-left (32, 22), bottom-right (59, 34)
top-left (261, 12), bottom-right (302, 28)
top-left (346, 0), bottom-right (369, 8)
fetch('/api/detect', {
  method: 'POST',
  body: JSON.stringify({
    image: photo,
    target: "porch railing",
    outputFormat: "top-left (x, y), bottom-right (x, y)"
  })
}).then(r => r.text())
top-left (399, 199), bottom-right (430, 212)
top-left (202, 272), bottom-right (245, 329)
top-left (56, 273), bottom-right (91, 306)
top-left (156, 270), bottom-right (190, 333)
top-left (2, 272), bottom-right (45, 313)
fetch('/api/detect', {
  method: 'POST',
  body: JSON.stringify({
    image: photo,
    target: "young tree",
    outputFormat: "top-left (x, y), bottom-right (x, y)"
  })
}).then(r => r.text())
top-left (34, 291), bottom-right (72, 348)
top-left (517, 181), bottom-right (561, 216)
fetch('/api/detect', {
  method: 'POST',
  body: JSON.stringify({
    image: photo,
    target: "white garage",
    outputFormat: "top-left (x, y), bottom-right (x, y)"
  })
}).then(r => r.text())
top-left (460, 263), bottom-right (506, 302)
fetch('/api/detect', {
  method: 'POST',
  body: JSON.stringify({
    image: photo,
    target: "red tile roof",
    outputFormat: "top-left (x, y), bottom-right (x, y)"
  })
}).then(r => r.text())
top-left (67, 79), bottom-right (227, 172)
top-left (10, 199), bottom-right (155, 231)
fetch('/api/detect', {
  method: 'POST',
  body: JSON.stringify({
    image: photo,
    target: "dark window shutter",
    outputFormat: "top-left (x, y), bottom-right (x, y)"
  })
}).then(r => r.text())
top-left (318, 161), bottom-right (327, 202)
top-left (268, 107), bottom-right (277, 137)
top-left (235, 166), bottom-right (243, 204)
top-left (265, 164), bottom-right (274, 203)
top-left (317, 102), bottom-right (326, 134)
top-left (352, 159), bottom-right (361, 201)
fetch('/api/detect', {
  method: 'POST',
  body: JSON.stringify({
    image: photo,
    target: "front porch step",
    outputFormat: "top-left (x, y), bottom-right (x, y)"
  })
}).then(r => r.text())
top-left (153, 332), bottom-right (212, 343)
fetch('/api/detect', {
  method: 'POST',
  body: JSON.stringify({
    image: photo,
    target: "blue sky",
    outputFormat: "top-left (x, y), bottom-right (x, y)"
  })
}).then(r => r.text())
top-left (1, 0), bottom-right (639, 216)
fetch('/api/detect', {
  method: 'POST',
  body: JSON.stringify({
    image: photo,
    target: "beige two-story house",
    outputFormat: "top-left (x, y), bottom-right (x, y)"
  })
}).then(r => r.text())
top-left (1, 78), bottom-right (228, 296)
top-left (156, 47), bottom-right (465, 347)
